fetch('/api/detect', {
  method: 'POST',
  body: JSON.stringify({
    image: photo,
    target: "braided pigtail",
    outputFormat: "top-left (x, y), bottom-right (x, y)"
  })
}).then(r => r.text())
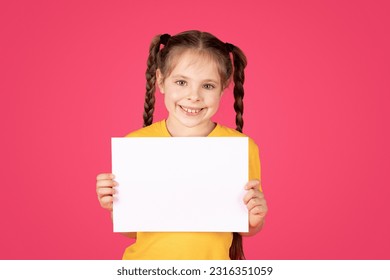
top-left (226, 43), bottom-right (248, 260)
top-left (229, 232), bottom-right (245, 260)
top-left (227, 43), bottom-right (247, 133)
top-left (143, 34), bottom-right (171, 127)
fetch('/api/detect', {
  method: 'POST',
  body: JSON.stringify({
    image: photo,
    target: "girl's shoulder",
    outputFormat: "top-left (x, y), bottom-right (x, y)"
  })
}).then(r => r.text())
top-left (213, 123), bottom-right (259, 149)
top-left (212, 123), bottom-right (246, 137)
top-left (125, 120), bottom-right (169, 137)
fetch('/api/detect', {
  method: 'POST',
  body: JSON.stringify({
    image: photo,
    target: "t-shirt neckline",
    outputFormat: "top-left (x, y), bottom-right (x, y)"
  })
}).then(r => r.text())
top-left (160, 119), bottom-right (220, 137)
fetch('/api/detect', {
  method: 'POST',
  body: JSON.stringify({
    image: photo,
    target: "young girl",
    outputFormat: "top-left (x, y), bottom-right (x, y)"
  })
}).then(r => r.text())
top-left (96, 30), bottom-right (268, 260)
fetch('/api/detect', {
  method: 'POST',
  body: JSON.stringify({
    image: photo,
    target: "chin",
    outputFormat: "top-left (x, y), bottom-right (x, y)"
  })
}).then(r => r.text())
top-left (179, 120), bottom-right (203, 128)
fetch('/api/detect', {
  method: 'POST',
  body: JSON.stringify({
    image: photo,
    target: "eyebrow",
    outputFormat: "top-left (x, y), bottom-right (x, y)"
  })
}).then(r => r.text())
top-left (171, 75), bottom-right (219, 84)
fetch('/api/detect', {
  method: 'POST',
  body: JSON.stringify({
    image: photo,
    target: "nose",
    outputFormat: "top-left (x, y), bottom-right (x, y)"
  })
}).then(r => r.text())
top-left (186, 86), bottom-right (201, 101)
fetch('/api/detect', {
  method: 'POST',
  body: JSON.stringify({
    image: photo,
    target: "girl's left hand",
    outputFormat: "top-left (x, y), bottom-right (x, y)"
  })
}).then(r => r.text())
top-left (243, 180), bottom-right (268, 230)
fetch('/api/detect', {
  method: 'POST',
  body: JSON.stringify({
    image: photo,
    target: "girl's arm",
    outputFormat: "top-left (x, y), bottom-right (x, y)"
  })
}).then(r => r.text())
top-left (240, 180), bottom-right (268, 237)
top-left (97, 173), bottom-right (136, 239)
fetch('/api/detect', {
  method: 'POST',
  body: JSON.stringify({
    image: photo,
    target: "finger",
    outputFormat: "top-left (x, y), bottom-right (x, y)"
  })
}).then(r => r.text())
top-left (96, 187), bottom-right (115, 197)
top-left (100, 202), bottom-right (113, 211)
top-left (249, 205), bottom-right (268, 217)
top-left (243, 189), bottom-right (256, 204)
top-left (247, 197), bottom-right (261, 211)
top-left (243, 189), bottom-right (264, 204)
top-left (247, 198), bottom-right (258, 210)
top-left (246, 194), bottom-right (267, 209)
top-left (96, 173), bottom-right (115, 180)
top-left (96, 179), bottom-right (118, 188)
top-left (248, 198), bottom-right (267, 212)
top-left (244, 179), bottom-right (261, 190)
top-left (100, 196), bottom-right (113, 207)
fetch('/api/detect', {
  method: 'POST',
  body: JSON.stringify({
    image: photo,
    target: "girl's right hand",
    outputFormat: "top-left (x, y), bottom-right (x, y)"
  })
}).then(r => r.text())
top-left (96, 173), bottom-right (117, 211)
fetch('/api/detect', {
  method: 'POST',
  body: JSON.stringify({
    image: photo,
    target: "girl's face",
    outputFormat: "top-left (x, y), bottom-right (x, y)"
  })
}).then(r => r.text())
top-left (157, 50), bottom-right (223, 136)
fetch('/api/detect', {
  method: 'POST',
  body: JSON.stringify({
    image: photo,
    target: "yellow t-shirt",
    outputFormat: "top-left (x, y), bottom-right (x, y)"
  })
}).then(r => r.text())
top-left (121, 120), bottom-right (261, 260)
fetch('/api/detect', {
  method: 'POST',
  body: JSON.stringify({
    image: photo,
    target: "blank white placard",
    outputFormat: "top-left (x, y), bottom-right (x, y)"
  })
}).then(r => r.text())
top-left (111, 137), bottom-right (248, 232)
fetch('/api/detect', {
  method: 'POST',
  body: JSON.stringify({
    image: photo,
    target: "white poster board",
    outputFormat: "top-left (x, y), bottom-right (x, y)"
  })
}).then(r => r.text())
top-left (112, 137), bottom-right (248, 232)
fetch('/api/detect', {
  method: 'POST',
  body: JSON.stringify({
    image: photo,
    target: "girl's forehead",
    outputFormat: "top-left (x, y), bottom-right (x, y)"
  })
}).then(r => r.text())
top-left (169, 50), bottom-right (220, 80)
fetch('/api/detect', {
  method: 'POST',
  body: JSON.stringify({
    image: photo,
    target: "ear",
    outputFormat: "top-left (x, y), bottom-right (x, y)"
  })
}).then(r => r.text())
top-left (221, 79), bottom-right (231, 97)
top-left (156, 69), bottom-right (165, 94)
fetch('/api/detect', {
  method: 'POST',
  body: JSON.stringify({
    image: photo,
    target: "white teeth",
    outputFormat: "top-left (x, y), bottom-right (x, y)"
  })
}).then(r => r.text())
top-left (182, 106), bottom-right (201, 113)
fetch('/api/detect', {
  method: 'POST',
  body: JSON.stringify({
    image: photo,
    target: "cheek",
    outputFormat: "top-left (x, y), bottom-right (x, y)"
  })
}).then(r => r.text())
top-left (206, 94), bottom-right (222, 106)
top-left (164, 86), bottom-right (183, 100)
top-left (164, 91), bottom-right (181, 109)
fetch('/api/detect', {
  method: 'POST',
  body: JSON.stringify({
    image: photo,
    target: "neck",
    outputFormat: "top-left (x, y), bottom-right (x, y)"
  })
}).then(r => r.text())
top-left (166, 118), bottom-right (216, 137)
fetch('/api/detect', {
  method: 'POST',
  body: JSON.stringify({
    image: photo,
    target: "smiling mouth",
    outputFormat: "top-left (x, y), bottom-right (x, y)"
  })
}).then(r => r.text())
top-left (180, 105), bottom-right (204, 114)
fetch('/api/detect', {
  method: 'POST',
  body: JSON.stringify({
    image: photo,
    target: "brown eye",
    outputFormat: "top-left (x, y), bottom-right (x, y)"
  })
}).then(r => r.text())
top-left (203, 84), bottom-right (215, 90)
top-left (176, 80), bottom-right (187, 86)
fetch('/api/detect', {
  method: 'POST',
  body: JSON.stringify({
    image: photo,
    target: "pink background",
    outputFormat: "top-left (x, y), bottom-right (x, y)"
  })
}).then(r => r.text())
top-left (1, 0), bottom-right (389, 259)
